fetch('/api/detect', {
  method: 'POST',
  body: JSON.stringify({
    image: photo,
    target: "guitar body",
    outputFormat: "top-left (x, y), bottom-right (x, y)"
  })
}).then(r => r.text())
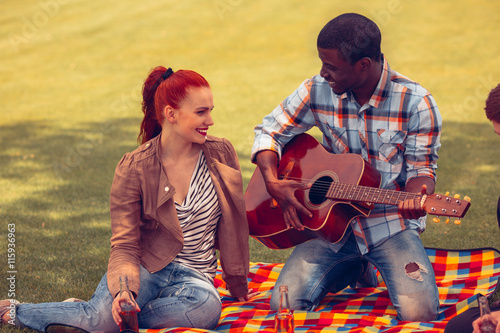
top-left (245, 133), bottom-right (382, 249)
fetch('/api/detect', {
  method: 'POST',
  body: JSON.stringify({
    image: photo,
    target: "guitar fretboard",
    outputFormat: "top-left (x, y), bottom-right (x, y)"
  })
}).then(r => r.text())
top-left (327, 182), bottom-right (420, 206)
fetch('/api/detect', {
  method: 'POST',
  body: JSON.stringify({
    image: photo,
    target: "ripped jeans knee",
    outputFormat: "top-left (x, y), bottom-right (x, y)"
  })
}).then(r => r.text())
top-left (404, 261), bottom-right (428, 281)
top-left (365, 229), bottom-right (440, 321)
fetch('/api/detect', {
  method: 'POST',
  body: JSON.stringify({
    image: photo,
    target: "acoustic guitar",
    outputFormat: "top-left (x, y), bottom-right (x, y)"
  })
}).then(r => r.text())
top-left (245, 133), bottom-right (471, 249)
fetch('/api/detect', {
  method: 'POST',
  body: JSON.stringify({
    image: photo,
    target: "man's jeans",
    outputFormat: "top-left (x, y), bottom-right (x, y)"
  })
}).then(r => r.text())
top-left (16, 262), bottom-right (222, 332)
top-left (270, 229), bottom-right (439, 322)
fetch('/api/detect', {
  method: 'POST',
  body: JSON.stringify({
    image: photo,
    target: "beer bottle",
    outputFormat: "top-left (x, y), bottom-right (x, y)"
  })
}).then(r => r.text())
top-left (118, 276), bottom-right (139, 332)
top-left (478, 295), bottom-right (495, 333)
top-left (274, 285), bottom-right (294, 333)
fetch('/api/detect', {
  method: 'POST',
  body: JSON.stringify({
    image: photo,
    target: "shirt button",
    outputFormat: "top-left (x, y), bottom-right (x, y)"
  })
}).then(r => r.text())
top-left (164, 187), bottom-right (169, 192)
top-left (145, 143), bottom-right (150, 148)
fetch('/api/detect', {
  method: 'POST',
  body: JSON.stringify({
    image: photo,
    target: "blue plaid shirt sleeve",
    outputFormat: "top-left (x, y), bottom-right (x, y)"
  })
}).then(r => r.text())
top-left (251, 79), bottom-right (317, 162)
top-left (404, 92), bottom-right (442, 184)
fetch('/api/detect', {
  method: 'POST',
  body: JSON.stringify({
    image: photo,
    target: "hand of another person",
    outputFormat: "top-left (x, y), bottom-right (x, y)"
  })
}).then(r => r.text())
top-left (111, 291), bottom-right (141, 326)
top-left (265, 177), bottom-right (312, 231)
top-left (236, 288), bottom-right (260, 302)
top-left (472, 310), bottom-right (500, 332)
top-left (398, 184), bottom-right (428, 220)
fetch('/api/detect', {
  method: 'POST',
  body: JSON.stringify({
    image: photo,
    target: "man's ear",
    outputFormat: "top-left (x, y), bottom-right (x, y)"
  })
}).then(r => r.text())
top-left (164, 105), bottom-right (176, 123)
top-left (357, 57), bottom-right (372, 72)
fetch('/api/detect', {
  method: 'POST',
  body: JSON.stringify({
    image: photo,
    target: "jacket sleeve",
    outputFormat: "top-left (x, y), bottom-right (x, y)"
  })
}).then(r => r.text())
top-left (107, 153), bottom-right (142, 297)
top-left (216, 139), bottom-right (250, 298)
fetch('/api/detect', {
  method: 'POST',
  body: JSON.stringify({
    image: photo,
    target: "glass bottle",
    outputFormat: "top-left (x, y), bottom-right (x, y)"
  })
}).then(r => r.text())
top-left (274, 285), bottom-right (295, 333)
top-left (119, 276), bottom-right (139, 332)
top-left (478, 295), bottom-right (495, 333)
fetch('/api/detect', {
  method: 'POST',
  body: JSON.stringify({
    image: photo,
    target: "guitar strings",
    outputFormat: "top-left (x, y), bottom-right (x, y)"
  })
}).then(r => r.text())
top-left (280, 175), bottom-right (420, 202)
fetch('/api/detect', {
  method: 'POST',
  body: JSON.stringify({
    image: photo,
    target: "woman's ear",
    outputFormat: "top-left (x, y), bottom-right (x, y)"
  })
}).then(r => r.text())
top-left (164, 105), bottom-right (176, 123)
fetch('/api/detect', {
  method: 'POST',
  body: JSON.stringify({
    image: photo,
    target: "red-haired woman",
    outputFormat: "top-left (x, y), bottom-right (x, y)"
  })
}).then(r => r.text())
top-left (1, 67), bottom-right (255, 332)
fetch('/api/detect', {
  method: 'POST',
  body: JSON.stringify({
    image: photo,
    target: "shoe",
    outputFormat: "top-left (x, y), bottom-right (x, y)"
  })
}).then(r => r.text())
top-left (0, 299), bottom-right (19, 325)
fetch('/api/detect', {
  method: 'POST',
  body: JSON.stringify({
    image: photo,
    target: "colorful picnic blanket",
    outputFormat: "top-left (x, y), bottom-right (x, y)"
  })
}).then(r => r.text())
top-left (143, 247), bottom-right (500, 333)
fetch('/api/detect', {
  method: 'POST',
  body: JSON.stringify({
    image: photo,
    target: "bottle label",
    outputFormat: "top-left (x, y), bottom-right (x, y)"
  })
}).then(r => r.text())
top-left (275, 313), bottom-right (294, 333)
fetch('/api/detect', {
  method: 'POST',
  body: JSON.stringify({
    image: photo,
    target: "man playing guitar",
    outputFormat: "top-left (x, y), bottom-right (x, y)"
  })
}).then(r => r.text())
top-left (251, 13), bottom-right (442, 322)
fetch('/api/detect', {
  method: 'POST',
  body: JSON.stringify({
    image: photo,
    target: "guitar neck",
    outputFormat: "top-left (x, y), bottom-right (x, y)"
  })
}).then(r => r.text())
top-left (327, 183), bottom-right (419, 206)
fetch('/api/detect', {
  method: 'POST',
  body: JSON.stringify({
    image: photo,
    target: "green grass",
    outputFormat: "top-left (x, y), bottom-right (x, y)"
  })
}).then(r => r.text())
top-left (1, 0), bottom-right (500, 331)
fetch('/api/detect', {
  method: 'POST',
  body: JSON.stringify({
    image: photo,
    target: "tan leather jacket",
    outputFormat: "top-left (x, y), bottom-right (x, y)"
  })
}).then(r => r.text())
top-left (107, 134), bottom-right (250, 299)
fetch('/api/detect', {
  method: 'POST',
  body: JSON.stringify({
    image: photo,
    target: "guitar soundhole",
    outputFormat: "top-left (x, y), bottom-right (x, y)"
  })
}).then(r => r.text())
top-left (309, 176), bottom-right (333, 205)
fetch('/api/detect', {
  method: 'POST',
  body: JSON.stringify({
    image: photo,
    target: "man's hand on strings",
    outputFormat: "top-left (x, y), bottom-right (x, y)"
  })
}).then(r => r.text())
top-left (255, 149), bottom-right (312, 230)
top-left (265, 177), bottom-right (312, 231)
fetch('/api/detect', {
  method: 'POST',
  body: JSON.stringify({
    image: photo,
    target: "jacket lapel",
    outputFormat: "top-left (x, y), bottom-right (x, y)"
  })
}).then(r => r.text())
top-left (157, 167), bottom-right (174, 208)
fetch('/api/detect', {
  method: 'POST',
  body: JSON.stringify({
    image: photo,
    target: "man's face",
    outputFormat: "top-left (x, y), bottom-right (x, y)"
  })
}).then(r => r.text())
top-left (318, 47), bottom-right (362, 96)
top-left (493, 120), bottom-right (500, 142)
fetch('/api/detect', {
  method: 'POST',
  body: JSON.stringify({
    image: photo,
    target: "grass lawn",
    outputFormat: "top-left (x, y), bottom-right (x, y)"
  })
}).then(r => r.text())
top-left (1, 0), bottom-right (500, 331)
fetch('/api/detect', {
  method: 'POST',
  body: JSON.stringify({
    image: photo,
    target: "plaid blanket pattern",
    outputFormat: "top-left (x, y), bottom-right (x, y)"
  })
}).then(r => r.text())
top-left (144, 247), bottom-right (500, 333)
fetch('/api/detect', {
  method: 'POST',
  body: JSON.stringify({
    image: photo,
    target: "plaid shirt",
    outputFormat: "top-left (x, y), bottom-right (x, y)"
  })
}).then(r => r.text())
top-left (251, 57), bottom-right (442, 254)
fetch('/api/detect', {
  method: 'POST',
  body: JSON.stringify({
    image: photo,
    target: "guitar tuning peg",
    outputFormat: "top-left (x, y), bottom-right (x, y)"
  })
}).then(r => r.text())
top-left (464, 196), bottom-right (471, 202)
top-left (445, 191), bottom-right (450, 196)
top-left (433, 217), bottom-right (440, 223)
top-left (453, 194), bottom-right (460, 199)
top-left (454, 219), bottom-right (461, 225)
top-left (445, 217), bottom-right (450, 224)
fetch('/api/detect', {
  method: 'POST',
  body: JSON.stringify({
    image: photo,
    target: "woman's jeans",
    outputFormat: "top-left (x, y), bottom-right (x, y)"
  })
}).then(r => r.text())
top-left (270, 228), bottom-right (439, 322)
top-left (16, 262), bottom-right (222, 332)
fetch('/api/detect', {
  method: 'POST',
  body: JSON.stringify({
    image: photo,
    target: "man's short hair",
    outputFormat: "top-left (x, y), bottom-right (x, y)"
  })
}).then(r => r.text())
top-left (485, 83), bottom-right (500, 122)
top-left (317, 13), bottom-right (382, 64)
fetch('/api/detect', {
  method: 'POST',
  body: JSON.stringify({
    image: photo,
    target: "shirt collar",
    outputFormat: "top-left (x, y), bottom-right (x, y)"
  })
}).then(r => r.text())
top-left (340, 54), bottom-right (391, 109)
top-left (368, 54), bottom-right (391, 109)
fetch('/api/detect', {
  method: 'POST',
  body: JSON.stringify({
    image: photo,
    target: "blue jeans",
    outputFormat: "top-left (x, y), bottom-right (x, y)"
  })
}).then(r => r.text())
top-left (270, 229), bottom-right (439, 321)
top-left (16, 262), bottom-right (222, 332)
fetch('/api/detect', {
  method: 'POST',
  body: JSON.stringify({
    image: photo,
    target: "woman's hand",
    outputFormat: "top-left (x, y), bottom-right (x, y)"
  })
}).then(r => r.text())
top-left (236, 288), bottom-right (259, 302)
top-left (111, 292), bottom-right (141, 326)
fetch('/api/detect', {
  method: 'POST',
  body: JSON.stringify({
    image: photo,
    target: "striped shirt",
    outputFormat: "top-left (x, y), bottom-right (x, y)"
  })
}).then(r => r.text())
top-left (251, 56), bottom-right (442, 254)
top-left (172, 151), bottom-right (221, 280)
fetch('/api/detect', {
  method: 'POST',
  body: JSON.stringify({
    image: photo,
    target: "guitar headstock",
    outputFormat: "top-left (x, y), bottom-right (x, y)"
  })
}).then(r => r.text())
top-left (425, 192), bottom-right (471, 224)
